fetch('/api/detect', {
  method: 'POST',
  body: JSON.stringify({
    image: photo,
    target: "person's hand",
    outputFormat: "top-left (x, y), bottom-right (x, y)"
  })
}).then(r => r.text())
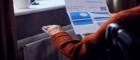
top-left (42, 25), bottom-right (64, 36)
top-left (110, 13), bottom-right (117, 17)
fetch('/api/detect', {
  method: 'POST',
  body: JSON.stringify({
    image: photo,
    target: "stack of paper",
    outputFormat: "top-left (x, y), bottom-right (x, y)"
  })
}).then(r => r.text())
top-left (65, 0), bottom-right (111, 35)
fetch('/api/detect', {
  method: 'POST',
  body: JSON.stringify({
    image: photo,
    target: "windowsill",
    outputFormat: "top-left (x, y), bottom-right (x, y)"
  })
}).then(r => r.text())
top-left (14, 0), bottom-right (65, 16)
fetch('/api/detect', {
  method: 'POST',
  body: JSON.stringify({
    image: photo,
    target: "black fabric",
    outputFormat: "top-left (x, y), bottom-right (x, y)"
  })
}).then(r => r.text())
top-left (136, 0), bottom-right (140, 5)
top-left (0, 0), bottom-right (17, 60)
top-left (105, 23), bottom-right (140, 60)
top-left (106, 0), bottom-right (139, 13)
top-left (122, 0), bottom-right (138, 9)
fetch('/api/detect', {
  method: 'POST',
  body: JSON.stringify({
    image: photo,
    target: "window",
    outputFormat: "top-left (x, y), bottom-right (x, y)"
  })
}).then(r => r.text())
top-left (13, 0), bottom-right (65, 16)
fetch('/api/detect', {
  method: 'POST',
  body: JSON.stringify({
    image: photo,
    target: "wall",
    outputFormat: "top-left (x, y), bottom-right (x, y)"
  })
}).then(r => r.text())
top-left (16, 8), bottom-right (70, 40)
top-left (16, 8), bottom-right (75, 60)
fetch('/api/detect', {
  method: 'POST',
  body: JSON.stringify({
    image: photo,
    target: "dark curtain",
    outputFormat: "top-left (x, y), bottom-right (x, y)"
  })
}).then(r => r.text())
top-left (107, 0), bottom-right (139, 13)
top-left (122, 0), bottom-right (138, 9)
top-left (0, 0), bottom-right (17, 60)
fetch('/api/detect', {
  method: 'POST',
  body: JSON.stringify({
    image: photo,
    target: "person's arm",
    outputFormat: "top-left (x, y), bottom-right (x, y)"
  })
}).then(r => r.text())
top-left (42, 6), bottom-right (140, 60)
top-left (41, 13), bottom-right (120, 59)
top-left (42, 25), bottom-right (87, 59)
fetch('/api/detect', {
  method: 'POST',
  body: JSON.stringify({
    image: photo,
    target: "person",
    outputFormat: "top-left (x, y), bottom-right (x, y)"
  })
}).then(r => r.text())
top-left (42, 6), bottom-right (140, 60)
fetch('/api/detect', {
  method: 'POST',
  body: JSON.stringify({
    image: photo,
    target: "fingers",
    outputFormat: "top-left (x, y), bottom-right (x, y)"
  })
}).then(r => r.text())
top-left (42, 26), bottom-right (49, 30)
top-left (42, 26), bottom-right (49, 32)
top-left (42, 25), bottom-right (62, 34)
top-left (110, 13), bottom-right (117, 17)
top-left (42, 25), bottom-right (64, 36)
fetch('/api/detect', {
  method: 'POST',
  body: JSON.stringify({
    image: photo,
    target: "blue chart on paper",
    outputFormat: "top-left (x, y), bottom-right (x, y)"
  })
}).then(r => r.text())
top-left (94, 17), bottom-right (110, 20)
top-left (73, 19), bottom-right (93, 25)
top-left (91, 12), bottom-right (109, 14)
top-left (70, 12), bottom-right (93, 25)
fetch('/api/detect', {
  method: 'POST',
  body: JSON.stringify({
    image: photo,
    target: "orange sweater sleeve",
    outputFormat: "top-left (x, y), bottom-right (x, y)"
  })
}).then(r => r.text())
top-left (51, 6), bottom-right (140, 60)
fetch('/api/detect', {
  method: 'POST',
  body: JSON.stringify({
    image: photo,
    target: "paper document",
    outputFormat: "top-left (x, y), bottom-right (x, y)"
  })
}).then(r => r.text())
top-left (65, 0), bottom-right (111, 35)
